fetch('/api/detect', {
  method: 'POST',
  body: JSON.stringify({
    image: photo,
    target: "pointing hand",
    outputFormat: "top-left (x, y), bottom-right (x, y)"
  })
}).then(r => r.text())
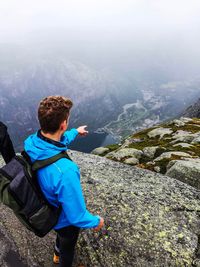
top-left (77, 125), bottom-right (89, 136)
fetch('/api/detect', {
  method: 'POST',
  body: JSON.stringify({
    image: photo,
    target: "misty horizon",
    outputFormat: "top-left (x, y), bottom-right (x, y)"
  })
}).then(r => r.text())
top-left (0, 0), bottom-right (200, 83)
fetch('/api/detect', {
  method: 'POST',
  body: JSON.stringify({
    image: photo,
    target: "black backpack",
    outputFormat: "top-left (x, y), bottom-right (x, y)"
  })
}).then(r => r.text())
top-left (0, 151), bottom-right (71, 237)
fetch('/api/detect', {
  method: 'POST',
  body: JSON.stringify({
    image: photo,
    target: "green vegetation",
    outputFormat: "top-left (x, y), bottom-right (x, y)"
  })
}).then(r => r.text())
top-left (105, 144), bottom-right (121, 152)
top-left (153, 155), bottom-right (183, 174)
top-left (100, 118), bottom-right (200, 175)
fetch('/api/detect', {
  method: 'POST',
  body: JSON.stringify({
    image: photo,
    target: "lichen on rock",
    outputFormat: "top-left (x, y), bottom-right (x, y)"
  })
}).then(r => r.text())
top-left (154, 151), bottom-right (192, 162)
top-left (91, 147), bottom-right (110, 155)
top-left (142, 146), bottom-right (159, 159)
top-left (166, 158), bottom-right (200, 189)
top-left (2, 152), bottom-right (200, 267)
top-left (106, 148), bottom-right (143, 161)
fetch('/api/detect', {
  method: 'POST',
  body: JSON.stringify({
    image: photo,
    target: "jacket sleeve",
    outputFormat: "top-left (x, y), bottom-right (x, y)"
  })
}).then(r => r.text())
top-left (55, 167), bottom-right (100, 229)
top-left (62, 128), bottom-right (79, 145)
top-left (0, 121), bottom-right (15, 163)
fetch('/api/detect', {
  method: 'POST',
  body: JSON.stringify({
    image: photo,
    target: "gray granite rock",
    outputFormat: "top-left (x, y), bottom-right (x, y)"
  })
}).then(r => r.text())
top-left (121, 138), bottom-right (143, 148)
top-left (124, 157), bottom-right (139, 165)
top-left (154, 166), bottom-right (161, 173)
top-left (91, 147), bottom-right (110, 155)
top-left (1, 152), bottom-right (200, 267)
top-left (106, 148), bottom-right (143, 160)
top-left (179, 117), bottom-right (193, 123)
top-left (166, 158), bottom-right (200, 189)
top-left (173, 143), bottom-right (194, 148)
top-left (154, 151), bottom-right (192, 161)
top-left (169, 117), bottom-right (193, 125)
top-left (0, 226), bottom-right (31, 267)
top-left (172, 119), bottom-right (185, 127)
top-left (171, 130), bottom-right (198, 144)
top-left (147, 127), bottom-right (173, 139)
top-left (143, 146), bottom-right (159, 159)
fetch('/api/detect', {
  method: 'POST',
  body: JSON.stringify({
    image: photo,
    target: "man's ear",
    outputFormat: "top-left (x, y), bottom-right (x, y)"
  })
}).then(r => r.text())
top-left (60, 121), bottom-right (66, 131)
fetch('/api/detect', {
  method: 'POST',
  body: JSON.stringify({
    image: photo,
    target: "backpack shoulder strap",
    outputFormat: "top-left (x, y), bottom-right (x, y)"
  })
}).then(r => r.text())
top-left (22, 151), bottom-right (72, 172)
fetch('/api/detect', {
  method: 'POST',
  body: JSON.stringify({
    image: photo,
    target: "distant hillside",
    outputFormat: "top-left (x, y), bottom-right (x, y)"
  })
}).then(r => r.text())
top-left (182, 98), bottom-right (200, 118)
top-left (0, 58), bottom-right (139, 150)
top-left (1, 45), bottom-right (200, 151)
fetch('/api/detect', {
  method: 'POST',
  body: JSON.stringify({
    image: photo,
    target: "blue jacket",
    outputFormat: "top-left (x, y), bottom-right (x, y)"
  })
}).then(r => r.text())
top-left (24, 128), bottom-right (100, 230)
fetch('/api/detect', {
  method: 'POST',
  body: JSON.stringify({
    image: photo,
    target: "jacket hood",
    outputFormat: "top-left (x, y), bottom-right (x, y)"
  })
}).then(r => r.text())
top-left (24, 131), bottom-right (67, 161)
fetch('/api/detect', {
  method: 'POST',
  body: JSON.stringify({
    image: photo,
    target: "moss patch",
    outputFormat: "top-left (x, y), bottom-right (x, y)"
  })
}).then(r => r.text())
top-left (153, 155), bottom-right (185, 174)
top-left (105, 144), bottom-right (121, 152)
top-left (100, 118), bottom-right (200, 175)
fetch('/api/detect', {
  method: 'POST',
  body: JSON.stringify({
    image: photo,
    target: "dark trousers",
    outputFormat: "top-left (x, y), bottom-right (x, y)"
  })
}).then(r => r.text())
top-left (55, 226), bottom-right (80, 267)
top-left (0, 122), bottom-right (15, 164)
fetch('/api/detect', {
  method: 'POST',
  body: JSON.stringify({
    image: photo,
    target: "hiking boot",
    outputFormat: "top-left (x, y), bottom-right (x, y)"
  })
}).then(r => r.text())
top-left (53, 248), bottom-right (60, 264)
top-left (53, 253), bottom-right (59, 264)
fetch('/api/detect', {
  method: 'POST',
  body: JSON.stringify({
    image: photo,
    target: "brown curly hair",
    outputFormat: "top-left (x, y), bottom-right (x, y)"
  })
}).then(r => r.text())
top-left (38, 96), bottom-right (73, 133)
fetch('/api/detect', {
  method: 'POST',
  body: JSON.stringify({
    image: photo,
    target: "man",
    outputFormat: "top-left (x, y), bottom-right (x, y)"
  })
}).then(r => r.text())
top-left (0, 121), bottom-right (15, 163)
top-left (24, 96), bottom-right (104, 267)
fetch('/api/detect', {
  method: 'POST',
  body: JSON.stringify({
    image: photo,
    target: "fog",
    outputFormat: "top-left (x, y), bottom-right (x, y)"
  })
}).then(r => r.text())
top-left (1, 0), bottom-right (200, 36)
top-left (0, 0), bottom-right (200, 81)
top-left (1, 0), bottom-right (200, 150)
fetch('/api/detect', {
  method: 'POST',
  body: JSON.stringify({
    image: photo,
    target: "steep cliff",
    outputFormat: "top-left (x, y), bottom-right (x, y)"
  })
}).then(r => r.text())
top-left (1, 151), bottom-right (200, 266)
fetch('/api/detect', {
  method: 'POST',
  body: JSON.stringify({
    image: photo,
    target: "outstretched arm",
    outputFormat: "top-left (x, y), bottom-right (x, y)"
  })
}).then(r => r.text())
top-left (63, 125), bottom-right (89, 145)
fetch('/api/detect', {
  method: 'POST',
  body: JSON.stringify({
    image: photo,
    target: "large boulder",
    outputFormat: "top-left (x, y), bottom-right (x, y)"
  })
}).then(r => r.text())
top-left (166, 158), bottom-right (200, 189)
top-left (169, 117), bottom-right (193, 126)
top-left (154, 151), bottom-right (192, 162)
top-left (172, 119), bottom-right (185, 127)
top-left (171, 130), bottom-right (198, 144)
top-left (106, 148), bottom-right (143, 161)
top-left (1, 152), bottom-right (200, 267)
top-left (124, 157), bottom-right (139, 165)
top-left (147, 127), bottom-right (173, 139)
top-left (142, 146), bottom-right (159, 159)
top-left (91, 147), bottom-right (110, 155)
top-left (173, 142), bottom-right (194, 148)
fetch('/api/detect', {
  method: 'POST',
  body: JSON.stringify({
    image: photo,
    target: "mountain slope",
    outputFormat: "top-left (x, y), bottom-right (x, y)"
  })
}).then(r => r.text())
top-left (182, 98), bottom-right (200, 118)
top-left (0, 58), bottom-right (139, 150)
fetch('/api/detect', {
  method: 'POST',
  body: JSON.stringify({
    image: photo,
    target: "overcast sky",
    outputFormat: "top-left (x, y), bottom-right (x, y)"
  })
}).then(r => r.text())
top-left (0, 0), bottom-right (200, 80)
top-left (0, 0), bottom-right (200, 42)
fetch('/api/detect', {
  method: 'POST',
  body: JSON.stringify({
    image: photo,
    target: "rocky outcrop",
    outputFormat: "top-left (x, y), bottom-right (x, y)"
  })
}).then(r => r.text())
top-left (105, 148), bottom-right (143, 162)
top-left (166, 158), bottom-right (200, 189)
top-left (142, 146), bottom-right (159, 159)
top-left (1, 152), bottom-right (200, 266)
top-left (173, 143), bottom-right (193, 148)
top-left (93, 117), bottom-right (200, 190)
top-left (91, 147), bottom-right (110, 155)
top-left (170, 130), bottom-right (198, 144)
top-left (147, 127), bottom-right (173, 139)
top-left (154, 151), bottom-right (192, 162)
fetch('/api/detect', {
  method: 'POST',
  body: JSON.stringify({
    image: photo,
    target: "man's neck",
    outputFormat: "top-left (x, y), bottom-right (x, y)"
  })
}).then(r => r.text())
top-left (41, 130), bottom-right (62, 142)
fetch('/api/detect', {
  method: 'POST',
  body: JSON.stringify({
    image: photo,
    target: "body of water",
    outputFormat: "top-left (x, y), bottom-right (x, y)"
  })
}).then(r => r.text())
top-left (69, 132), bottom-right (118, 153)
